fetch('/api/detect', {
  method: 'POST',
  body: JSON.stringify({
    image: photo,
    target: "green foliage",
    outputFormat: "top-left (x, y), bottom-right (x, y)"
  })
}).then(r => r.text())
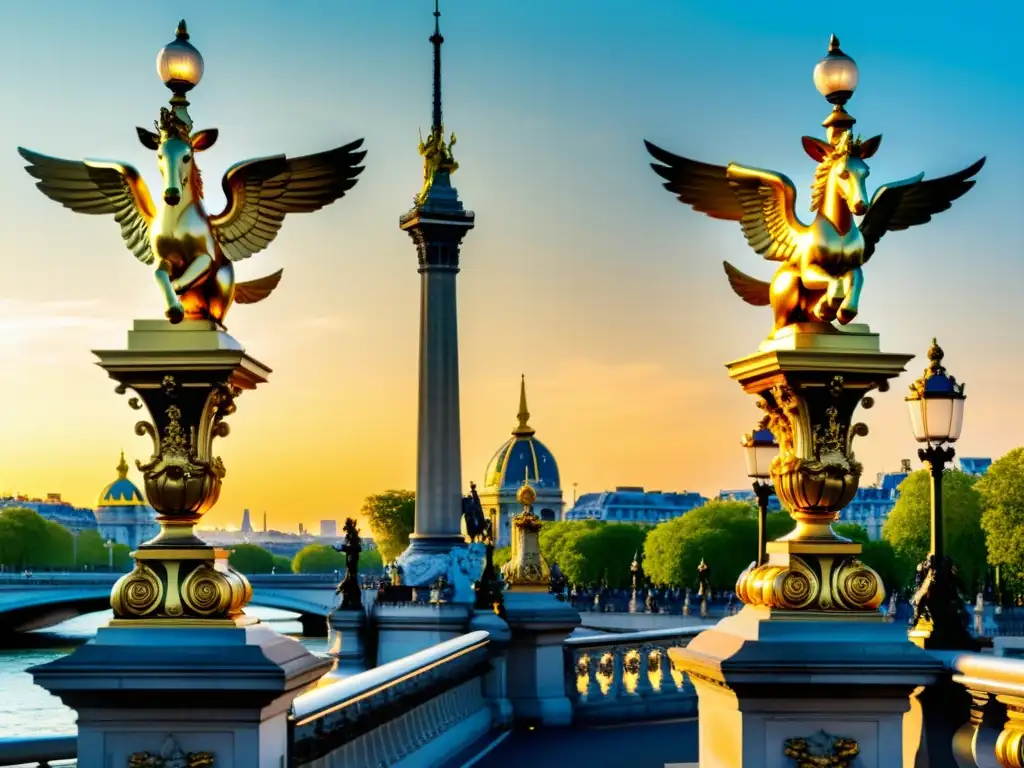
top-left (358, 547), bottom-right (384, 573)
top-left (0, 507), bottom-right (74, 569)
top-left (883, 468), bottom-right (987, 591)
top-left (534, 520), bottom-right (645, 588)
top-left (292, 544), bottom-right (346, 574)
top-left (271, 555), bottom-right (292, 572)
top-left (834, 522), bottom-right (870, 545)
top-left (494, 546), bottom-right (511, 568)
top-left (642, 500), bottom-right (772, 589)
top-left (76, 530), bottom-right (110, 568)
top-left (228, 544), bottom-right (275, 574)
top-left (111, 543), bottom-right (132, 571)
top-left (978, 448), bottom-right (1024, 582)
top-left (363, 490), bottom-right (415, 563)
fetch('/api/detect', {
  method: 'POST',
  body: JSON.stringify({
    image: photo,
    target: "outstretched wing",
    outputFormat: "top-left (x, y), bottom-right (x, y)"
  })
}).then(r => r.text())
top-left (645, 140), bottom-right (806, 262)
top-left (210, 139), bottom-right (366, 262)
top-left (860, 157), bottom-right (985, 263)
top-left (234, 269), bottom-right (283, 304)
top-left (17, 147), bottom-right (156, 264)
top-left (723, 261), bottom-right (771, 306)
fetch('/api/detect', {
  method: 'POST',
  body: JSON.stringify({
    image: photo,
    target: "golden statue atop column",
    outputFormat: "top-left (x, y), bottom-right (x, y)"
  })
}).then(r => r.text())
top-left (646, 34), bottom-right (983, 616)
top-left (17, 19), bottom-right (366, 625)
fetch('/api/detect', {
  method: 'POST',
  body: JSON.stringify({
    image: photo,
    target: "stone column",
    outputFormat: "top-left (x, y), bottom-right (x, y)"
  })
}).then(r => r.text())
top-left (395, 171), bottom-right (476, 585)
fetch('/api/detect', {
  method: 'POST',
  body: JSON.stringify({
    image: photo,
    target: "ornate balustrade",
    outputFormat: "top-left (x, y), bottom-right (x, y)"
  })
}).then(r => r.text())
top-left (563, 627), bottom-right (702, 723)
top-left (288, 630), bottom-right (497, 767)
top-left (942, 652), bottom-right (1024, 768)
top-left (0, 735), bottom-right (76, 767)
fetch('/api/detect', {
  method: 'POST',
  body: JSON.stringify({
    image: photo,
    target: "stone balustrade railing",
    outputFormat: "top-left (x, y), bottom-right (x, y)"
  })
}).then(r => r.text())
top-left (941, 652), bottom-right (1024, 768)
top-left (288, 630), bottom-right (497, 767)
top-left (0, 735), bottom-right (76, 767)
top-left (563, 626), bottom-right (702, 723)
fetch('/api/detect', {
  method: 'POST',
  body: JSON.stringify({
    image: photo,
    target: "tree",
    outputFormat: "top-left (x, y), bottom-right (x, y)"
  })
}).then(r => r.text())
top-left (883, 468), bottom-right (987, 593)
top-left (643, 500), bottom-right (764, 589)
top-left (494, 547), bottom-right (511, 568)
top-left (228, 544), bottom-right (275, 574)
top-left (76, 530), bottom-right (110, 569)
top-left (358, 548), bottom-right (384, 574)
top-left (363, 490), bottom-right (415, 563)
top-left (111, 543), bottom-right (132, 571)
top-left (0, 507), bottom-right (74, 569)
top-left (977, 448), bottom-right (1024, 584)
top-left (292, 544), bottom-right (345, 574)
top-left (271, 555), bottom-right (292, 573)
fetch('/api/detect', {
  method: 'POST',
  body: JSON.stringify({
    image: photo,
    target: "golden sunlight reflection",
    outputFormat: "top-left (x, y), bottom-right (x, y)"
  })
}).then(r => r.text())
top-left (575, 648), bottom-right (683, 697)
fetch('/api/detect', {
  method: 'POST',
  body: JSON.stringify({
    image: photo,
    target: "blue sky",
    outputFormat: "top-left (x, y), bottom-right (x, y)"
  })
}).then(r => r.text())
top-left (0, 0), bottom-right (1019, 525)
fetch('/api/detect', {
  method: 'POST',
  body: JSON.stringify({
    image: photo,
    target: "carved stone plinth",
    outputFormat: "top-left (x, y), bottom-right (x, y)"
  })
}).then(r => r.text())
top-left (671, 606), bottom-right (942, 767)
top-left (729, 323), bottom-right (913, 613)
top-left (94, 319), bottom-right (270, 624)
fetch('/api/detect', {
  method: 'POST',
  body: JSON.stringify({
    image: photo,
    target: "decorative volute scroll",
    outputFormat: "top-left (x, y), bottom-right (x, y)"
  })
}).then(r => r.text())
top-left (728, 323), bottom-right (913, 613)
top-left (96, 321), bottom-right (269, 625)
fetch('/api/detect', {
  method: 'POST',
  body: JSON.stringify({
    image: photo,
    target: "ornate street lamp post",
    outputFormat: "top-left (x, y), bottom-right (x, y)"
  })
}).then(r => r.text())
top-left (906, 339), bottom-right (975, 650)
top-left (742, 421), bottom-right (779, 567)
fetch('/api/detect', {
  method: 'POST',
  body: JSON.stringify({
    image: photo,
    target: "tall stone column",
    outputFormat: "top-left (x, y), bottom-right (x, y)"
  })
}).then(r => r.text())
top-left (395, 174), bottom-right (475, 586)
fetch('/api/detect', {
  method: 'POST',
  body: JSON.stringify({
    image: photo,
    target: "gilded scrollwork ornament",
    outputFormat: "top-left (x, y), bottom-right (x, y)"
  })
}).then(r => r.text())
top-left (784, 731), bottom-right (859, 767)
top-left (128, 735), bottom-right (214, 767)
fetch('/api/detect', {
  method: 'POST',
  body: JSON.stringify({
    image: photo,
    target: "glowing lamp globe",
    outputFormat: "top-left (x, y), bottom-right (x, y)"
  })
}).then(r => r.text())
top-left (813, 34), bottom-right (859, 105)
top-left (742, 426), bottom-right (779, 481)
top-left (157, 19), bottom-right (204, 93)
top-left (906, 339), bottom-right (966, 444)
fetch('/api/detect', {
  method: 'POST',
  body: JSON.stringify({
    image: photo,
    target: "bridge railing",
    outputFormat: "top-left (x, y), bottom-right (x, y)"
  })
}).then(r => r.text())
top-left (288, 630), bottom-right (497, 767)
top-left (563, 626), bottom-right (702, 723)
top-left (0, 735), bottom-right (76, 767)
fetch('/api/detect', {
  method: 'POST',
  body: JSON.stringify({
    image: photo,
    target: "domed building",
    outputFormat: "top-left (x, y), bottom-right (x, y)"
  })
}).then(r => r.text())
top-left (95, 452), bottom-right (160, 550)
top-left (478, 377), bottom-right (563, 547)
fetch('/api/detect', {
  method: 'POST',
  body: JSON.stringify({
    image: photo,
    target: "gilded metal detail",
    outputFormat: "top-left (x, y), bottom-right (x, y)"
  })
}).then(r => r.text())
top-left (128, 735), bottom-right (214, 767)
top-left (646, 62), bottom-right (984, 338)
top-left (996, 701), bottom-right (1024, 768)
top-left (501, 474), bottom-right (550, 589)
top-left (18, 20), bottom-right (365, 329)
top-left (784, 731), bottom-right (859, 767)
top-left (417, 125), bottom-right (458, 205)
top-left (110, 561), bottom-right (164, 617)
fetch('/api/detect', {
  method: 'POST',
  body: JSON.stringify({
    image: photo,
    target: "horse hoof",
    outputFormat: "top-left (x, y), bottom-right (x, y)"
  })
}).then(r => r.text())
top-left (166, 306), bottom-right (185, 324)
top-left (838, 308), bottom-right (859, 324)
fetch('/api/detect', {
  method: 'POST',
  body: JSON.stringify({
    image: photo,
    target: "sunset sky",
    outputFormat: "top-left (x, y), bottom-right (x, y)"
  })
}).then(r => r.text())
top-left (0, 0), bottom-right (1020, 531)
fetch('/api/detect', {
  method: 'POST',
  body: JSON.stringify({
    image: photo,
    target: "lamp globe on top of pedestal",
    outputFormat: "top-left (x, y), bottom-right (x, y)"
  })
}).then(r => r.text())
top-left (156, 20), bottom-right (204, 98)
top-left (906, 339), bottom-right (966, 447)
top-left (813, 34), bottom-right (859, 106)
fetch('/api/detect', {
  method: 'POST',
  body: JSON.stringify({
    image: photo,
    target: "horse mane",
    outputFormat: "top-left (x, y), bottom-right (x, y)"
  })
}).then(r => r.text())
top-left (809, 133), bottom-right (866, 213)
top-left (190, 165), bottom-right (204, 200)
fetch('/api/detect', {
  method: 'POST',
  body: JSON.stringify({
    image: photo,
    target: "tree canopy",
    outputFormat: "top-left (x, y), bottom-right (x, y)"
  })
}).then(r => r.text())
top-left (228, 544), bottom-right (275, 574)
top-left (363, 490), bottom-right (415, 563)
top-left (292, 544), bottom-right (345, 574)
top-left (977, 448), bottom-right (1024, 585)
top-left (0, 507), bottom-right (73, 569)
top-left (882, 468), bottom-right (987, 592)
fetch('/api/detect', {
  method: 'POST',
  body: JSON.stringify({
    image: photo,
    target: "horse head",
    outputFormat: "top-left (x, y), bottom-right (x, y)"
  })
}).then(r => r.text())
top-left (803, 132), bottom-right (881, 217)
top-left (136, 108), bottom-right (218, 207)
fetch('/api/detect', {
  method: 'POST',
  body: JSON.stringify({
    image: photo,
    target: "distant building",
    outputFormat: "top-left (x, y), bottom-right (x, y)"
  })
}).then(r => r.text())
top-left (94, 452), bottom-right (160, 550)
top-left (478, 377), bottom-right (564, 547)
top-left (565, 487), bottom-right (707, 524)
top-left (240, 509), bottom-right (253, 534)
top-left (0, 493), bottom-right (97, 534)
top-left (959, 457), bottom-right (992, 476)
top-left (320, 520), bottom-right (337, 537)
top-left (717, 489), bottom-right (783, 511)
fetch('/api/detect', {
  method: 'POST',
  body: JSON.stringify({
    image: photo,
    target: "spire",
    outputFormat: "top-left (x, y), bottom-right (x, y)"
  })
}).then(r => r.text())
top-left (513, 374), bottom-right (535, 437)
top-left (116, 450), bottom-right (128, 479)
top-left (431, 0), bottom-right (443, 134)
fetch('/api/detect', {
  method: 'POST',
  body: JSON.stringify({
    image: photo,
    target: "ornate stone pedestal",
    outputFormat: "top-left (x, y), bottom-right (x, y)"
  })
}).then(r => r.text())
top-left (503, 590), bottom-right (581, 726)
top-left (672, 606), bottom-right (942, 767)
top-left (32, 623), bottom-right (329, 768)
top-left (394, 541), bottom-right (487, 599)
top-left (31, 319), bottom-right (332, 767)
top-left (324, 608), bottom-right (368, 679)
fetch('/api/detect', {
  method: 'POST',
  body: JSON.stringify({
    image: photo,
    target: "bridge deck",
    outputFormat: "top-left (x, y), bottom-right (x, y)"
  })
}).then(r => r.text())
top-left (465, 718), bottom-right (698, 768)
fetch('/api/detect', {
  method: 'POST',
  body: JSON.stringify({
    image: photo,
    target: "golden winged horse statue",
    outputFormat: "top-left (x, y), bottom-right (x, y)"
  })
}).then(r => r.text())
top-left (18, 107), bottom-right (365, 328)
top-left (645, 131), bottom-right (984, 335)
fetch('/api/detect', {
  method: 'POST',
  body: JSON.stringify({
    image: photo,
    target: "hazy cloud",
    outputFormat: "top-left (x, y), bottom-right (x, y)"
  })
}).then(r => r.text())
top-left (0, 297), bottom-right (117, 348)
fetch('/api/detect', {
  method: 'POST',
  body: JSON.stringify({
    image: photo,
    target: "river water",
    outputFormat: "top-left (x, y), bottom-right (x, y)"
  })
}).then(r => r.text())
top-left (0, 607), bottom-right (329, 738)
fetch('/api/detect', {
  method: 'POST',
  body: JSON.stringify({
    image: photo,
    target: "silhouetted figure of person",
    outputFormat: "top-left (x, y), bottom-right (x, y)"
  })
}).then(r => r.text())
top-left (334, 518), bottom-right (362, 611)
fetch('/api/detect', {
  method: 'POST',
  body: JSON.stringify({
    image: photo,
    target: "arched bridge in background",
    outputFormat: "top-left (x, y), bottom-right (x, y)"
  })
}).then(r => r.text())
top-left (0, 573), bottom-right (345, 636)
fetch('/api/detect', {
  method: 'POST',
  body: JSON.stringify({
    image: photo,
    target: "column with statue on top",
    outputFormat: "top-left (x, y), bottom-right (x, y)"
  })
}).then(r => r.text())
top-left (20, 19), bottom-right (365, 768)
top-left (644, 34), bottom-right (983, 766)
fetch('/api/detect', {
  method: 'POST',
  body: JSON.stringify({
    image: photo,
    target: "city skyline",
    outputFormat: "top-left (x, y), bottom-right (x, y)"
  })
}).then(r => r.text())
top-left (0, 0), bottom-right (1020, 530)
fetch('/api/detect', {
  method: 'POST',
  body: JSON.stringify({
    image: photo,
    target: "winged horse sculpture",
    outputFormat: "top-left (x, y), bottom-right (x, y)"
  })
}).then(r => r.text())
top-left (18, 107), bottom-right (365, 328)
top-left (645, 131), bottom-right (984, 335)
